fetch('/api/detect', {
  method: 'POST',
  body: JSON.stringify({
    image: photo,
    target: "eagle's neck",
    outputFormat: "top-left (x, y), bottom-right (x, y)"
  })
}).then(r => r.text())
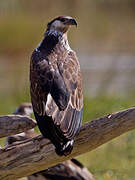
top-left (36, 30), bottom-right (71, 54)
top-left (59, 33), bottom-right (71, 51)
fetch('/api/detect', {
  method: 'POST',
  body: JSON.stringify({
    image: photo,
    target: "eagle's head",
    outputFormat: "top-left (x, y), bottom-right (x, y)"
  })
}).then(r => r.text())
top-left (13, 103), bottom-right (33, 116)
top-left (47, 16), bottom-right (77, 34)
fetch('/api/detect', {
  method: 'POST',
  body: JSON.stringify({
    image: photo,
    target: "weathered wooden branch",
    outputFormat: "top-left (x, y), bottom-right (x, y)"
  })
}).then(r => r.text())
top-left (0, 107), bottom-right (135, 179)
top-left (0, 115), bottom-right (36, 138)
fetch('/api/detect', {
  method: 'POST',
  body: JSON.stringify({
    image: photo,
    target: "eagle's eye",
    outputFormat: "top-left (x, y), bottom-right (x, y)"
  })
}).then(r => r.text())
top-left (60, 18), bottom-right (66, 22)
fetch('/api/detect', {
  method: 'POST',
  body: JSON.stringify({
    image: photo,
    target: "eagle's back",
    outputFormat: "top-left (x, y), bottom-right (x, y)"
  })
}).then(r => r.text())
top-left (30, 39), bottom-right (83, 155)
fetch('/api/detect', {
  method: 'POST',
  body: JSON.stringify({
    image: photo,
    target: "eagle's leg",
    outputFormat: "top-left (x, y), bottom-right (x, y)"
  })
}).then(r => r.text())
top-left (56, 139), bottom-right (74, 156)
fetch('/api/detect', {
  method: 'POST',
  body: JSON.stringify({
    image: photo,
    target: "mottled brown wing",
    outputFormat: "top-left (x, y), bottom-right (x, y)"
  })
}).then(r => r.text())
top-left (30, 51), bottom-right (48, 115)
top-left (46, 51), bottom-right (83, 139)
top-left (30, 50), bottom-right (69, 116)
top-left (58, 51), bottom-right (83, 111)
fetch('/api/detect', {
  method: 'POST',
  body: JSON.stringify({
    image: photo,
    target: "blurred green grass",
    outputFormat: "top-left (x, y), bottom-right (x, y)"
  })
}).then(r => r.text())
top-left (1, 93), bottom-right (135, 179)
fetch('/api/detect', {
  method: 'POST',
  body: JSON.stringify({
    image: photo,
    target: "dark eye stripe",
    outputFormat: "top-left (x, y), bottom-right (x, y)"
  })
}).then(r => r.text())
top-left (60, 18), bottom-right (65, 22)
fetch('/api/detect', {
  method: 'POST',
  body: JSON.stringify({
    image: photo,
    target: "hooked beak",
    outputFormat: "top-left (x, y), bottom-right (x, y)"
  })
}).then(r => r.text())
top-left (65, 18), bottom-right (77, 27)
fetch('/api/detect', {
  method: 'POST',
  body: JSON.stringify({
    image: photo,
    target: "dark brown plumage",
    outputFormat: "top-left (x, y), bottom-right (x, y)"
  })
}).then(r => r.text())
top-left (30, 16), bottom-right (83, 155)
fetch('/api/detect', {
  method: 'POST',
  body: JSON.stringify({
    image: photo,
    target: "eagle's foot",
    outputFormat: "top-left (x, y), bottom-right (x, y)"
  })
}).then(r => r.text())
top-left (56, 140), bottom-right (74, 156)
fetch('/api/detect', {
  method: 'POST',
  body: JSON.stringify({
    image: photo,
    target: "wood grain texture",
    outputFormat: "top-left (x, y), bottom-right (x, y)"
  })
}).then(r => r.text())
top-left (0, 107), bottom-right (135, 179)
top-left (0, 115), bottom-right (36, 138)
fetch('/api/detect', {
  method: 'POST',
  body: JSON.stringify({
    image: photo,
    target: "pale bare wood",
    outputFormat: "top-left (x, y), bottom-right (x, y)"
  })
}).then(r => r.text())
top-left (0, 115), bottom-right (36, 138)
top-left (0, 107), bottom-right (135, 179)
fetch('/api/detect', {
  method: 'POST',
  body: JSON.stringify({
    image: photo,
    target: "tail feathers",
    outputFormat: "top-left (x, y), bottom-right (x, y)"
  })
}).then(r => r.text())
top-left (34, 112), bottom-right (51, 139)
top-left (34, 112), bottom-right (74, 156)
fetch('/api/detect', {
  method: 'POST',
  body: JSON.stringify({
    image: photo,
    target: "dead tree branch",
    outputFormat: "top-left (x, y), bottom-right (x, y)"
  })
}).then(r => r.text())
top-left (0, 115), bottom-right (36, 138)
top-left (0, 107), bottom-right (135, 179)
